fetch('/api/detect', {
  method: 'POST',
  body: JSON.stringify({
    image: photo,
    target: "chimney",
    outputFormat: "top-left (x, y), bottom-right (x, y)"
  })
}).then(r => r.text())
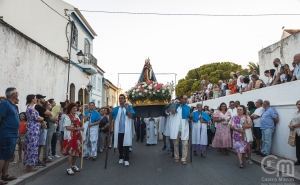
top-left (0, 16), bottom-right (3, 20)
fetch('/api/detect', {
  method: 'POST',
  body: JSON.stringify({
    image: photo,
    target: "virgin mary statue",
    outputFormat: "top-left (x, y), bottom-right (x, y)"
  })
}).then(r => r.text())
top-left (137, 58), bottom-right (157, 83)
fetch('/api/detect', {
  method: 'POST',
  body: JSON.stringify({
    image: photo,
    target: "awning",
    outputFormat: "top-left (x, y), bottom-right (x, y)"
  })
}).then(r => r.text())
top-left (82, 68), bottom-right (97, 75)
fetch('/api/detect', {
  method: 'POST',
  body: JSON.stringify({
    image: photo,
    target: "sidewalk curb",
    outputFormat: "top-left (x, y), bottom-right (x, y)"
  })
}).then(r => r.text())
top-left (228, 149), bottom-right (300, 182)
top-left (11, 157), bottom-right (68, 185)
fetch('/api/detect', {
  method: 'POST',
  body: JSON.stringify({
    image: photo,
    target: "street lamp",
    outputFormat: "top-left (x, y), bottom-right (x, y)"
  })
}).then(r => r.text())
top-left (64, 10), bottom-right (88, 101)
top-left (77, 50), bottom-right (85, 63)
top-left (87, 82), bottom-right (93, 92)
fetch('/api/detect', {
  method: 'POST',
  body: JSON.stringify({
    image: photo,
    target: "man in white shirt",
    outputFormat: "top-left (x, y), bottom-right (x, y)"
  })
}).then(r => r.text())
top-left (207, 80), bottom-right (213, 90)
top-left (250, 99), bottom-right (265, 154)
top-left (236, 71), bottom-right (242, 91)
top-left (227, 101), bottom-right (237, 117)
top-left (218, 80), bottom-right (226, 97)
top-left (291, 53), bottom-right (300, 81)
top-left (239, 77), bottom-right (247, 92)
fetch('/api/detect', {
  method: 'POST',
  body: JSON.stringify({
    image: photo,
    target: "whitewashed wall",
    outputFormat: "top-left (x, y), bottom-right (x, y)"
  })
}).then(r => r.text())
top-left (259, 32), bottom-right (300, 83)
top-left (0, 0), bottom-right (97, 94)
top-left (189, 80), bottom-right (300, 161)
top-left (0, 21), bottom-right (89, 112)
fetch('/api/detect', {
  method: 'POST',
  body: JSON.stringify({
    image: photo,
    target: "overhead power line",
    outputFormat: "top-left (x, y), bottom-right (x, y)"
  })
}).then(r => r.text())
top-left (41, 0), bottom-right (68, 21)
top-left (67, 10), bottom-right (300, 17)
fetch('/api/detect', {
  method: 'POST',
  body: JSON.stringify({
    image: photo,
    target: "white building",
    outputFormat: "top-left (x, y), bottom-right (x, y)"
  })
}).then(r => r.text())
top-left (0, 0), bottom-right (101, 102)
top-left (90, 66), bottom-right (105, 108)
top-left (259, 29), bottom-right (300, 83)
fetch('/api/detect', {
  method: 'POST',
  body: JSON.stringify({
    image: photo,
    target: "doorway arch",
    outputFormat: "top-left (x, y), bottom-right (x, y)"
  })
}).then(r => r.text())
top-left (70, 83), bottom-right (75, 102)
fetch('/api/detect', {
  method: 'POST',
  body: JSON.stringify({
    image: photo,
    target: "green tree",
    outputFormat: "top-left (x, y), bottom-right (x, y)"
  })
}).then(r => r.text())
top-left (247, 61), bottom-right (260, 75)
top-left (175, 62), bottom-right (250, 97)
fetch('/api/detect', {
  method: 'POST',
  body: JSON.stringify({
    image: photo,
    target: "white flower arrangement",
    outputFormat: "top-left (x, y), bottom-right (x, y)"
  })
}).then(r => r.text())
top-left (127, 80), bottom-right (171, 103)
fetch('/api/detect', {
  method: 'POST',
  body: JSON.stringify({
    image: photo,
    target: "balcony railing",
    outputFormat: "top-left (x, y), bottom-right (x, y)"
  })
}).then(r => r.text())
top-left (84, 53), bottom-right (97, 67)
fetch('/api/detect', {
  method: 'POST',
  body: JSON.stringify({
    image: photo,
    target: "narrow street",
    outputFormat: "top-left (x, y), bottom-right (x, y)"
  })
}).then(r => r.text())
top-left (28, 140), bottom-right (284, 185)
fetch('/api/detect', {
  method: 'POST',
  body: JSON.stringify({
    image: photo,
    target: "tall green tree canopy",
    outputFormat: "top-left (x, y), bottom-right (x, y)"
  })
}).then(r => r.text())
top-left (176, 62), bottom-right (251, 97)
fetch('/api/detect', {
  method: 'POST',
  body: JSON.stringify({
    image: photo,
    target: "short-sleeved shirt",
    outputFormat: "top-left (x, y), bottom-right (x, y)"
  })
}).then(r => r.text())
top-left (84, 110), bottom-right (101, 123)
top-left (260, 107), bottom-right (277, 129)
top-left (0, 99), bottom-right (20, 138)
top-left (35, 105), bottom-right (46, 119)
top-left (19, 121), bottom-right (26, 133)
top-left (252, 107), bottom-right (265, 127)
top-left (227, 108), bottom-right (237, 117)
top-left (220, 83), bottom-right (226, 90)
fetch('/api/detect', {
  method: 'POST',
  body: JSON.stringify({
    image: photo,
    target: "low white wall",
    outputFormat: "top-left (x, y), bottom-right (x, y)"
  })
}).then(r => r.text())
top-left (189, 80), bottom-right (300, 161)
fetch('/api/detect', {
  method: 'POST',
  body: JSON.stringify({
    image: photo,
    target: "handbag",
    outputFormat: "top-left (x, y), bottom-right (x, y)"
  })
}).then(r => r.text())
top-left (245, 128), bottom-right (253, 143)
top-left (41, 121), bottom-right (47, 129)
top-left (288, 130), bottom-right (296, 147)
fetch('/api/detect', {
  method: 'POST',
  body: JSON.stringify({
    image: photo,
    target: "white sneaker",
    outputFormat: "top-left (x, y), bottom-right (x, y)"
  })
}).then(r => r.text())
top-left (48, 156), bottom-right (52, 160)
top-left (246, 160), bottom-right (254, 165)
top-left (124, 161), bottom-right (129, 167)
top-left (100, 149), bottom-right (103, 153)
top-left (129, 147), bottom-right (132, 152)
top-left (119, 159), bottom-right (124, 164)
top-left (53, 155), bottom-right (60, 158)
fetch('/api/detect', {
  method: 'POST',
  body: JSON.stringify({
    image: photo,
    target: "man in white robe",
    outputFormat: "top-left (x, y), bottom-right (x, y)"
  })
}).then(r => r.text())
top-left (170, 95), bottom-right (190, 165)
top-left (83, 102), bottom-right (100, 160)
top-left (112, 94), bottom-right (135, 167)
top-left (144, 117), bottom-right (158, 145)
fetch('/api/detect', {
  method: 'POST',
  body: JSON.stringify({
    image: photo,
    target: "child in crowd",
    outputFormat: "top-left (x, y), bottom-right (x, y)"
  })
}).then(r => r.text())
top-left (18, 112), bottom-right (27, 162)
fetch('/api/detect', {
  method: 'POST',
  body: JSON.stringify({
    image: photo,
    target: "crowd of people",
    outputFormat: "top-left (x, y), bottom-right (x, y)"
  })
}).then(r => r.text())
top-left (1, 87), bottom-right (300, 184)
top-left (188, 54), bottom-right (300, 103)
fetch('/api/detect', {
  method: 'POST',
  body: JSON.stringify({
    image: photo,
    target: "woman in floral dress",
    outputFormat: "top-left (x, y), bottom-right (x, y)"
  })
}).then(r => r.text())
top-left (229, 105), bottom-right (253, 168)
top-left (212, 102), bottom-right (232, 155)
top-left (62, 103), bottom-right (84, 175)
top-left (24, 95), bottom-right (44, 171)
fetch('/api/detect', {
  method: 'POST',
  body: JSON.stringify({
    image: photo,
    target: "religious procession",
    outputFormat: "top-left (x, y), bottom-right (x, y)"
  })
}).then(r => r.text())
top-left (0, 59), bottom-right (271, 181)
top-left (1, 1), bottom-right (300, 184)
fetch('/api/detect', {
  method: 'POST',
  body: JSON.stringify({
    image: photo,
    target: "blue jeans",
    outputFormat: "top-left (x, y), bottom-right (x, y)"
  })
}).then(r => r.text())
top-left (51, 132), bottom-right (57, 156)
top-left (166, 136), bottom-right (171, 150)
top-left (261, 128), bottom-right (274, 155)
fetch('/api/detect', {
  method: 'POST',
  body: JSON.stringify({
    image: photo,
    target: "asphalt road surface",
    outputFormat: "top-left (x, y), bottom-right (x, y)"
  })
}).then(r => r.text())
top-left (28, 140), bottom-right (296, 185)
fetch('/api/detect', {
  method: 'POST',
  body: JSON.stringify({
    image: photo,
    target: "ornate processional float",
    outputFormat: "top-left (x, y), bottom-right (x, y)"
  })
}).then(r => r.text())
top-left (126, 58), bottom-right (174, 117)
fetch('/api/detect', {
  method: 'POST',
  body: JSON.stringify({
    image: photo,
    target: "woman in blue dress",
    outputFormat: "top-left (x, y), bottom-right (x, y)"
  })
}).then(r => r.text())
top-left (24, 95), bottom-right (44, 171)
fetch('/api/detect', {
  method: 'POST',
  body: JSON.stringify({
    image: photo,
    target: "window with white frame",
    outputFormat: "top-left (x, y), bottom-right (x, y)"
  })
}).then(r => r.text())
top-left (98, 77), bottom-right (101, 92)
top-left (91, 75), bottom-right (96, 89)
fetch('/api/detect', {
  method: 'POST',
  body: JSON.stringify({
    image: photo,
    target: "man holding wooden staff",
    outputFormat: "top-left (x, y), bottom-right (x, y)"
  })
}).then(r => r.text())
top-left (111, 94), bottom-right (135, 167)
